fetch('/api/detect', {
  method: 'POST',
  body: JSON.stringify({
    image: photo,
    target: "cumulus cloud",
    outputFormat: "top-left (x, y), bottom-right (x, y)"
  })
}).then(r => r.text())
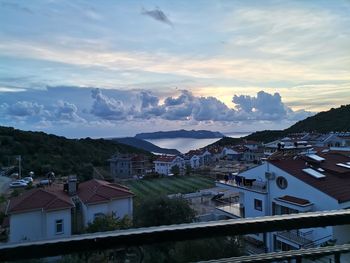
top-left (54, 100), bottom-right (86, 123)
top-left (90, 88), bottom-right (129, 120)
top-left (140, 91), bottom-right (159, 108)
top-left (141, 7), bottom-right (173, 26)
top-left (89, 88), bottom-right (313, 123)
top-left (232, 91), bottom-right (310, 121)
top-left (6, 101), bottom-right (45, 117)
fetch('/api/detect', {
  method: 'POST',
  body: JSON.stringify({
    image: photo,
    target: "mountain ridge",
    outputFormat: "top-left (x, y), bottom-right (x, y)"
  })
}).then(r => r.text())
top-left (111, 137), bottom-right (181, 155)
top-left (0, 126), bottom-right (150, 181)
top-left (135, 129), bottom-right (224, 139)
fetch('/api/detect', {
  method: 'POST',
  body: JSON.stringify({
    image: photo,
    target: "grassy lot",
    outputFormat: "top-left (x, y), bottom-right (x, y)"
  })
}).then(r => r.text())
top-left (124, 176), bottom-right (215, 199)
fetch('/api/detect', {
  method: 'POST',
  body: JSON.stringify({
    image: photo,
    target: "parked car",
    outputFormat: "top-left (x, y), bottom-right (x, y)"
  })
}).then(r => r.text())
top-left (9, 181), bottom-right (27, 188)
top-left (39, 179), bottom-right (51, 186)
top-left (16, 179), bottom-right (28, 184)
top-left (23, 177), bottom-right (33, 183)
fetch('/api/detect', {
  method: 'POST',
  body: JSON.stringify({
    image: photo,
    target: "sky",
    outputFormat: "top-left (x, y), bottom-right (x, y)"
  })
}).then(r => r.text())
top-left (0, 0), bottom-right (349, 138)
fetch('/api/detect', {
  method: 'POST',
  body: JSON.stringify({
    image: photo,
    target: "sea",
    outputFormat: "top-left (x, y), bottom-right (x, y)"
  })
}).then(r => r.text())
top-left (145, 132), bottom-right (251, 154)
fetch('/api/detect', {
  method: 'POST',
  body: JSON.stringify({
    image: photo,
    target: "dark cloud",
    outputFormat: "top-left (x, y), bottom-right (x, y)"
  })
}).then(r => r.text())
top-left (90, 88), bottom-right (129, 120)
top-left (140, 91), bottom-right (159, 108)
top-left (0, 87), bottom-right (313, 129)
top-left (141, 7), bottom-right (173, 26)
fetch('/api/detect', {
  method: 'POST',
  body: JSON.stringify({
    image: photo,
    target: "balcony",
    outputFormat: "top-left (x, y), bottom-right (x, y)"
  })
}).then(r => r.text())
top-left (216, 179), bottom-right (267, 193)
top-left (277, 230), bottom-right (313, 247)
top-left (1, 210), bottom-right (350, 262)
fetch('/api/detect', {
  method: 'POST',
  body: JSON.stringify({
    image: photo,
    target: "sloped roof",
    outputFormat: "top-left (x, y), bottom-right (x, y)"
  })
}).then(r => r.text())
top-left (77, 179), bottom-right (133, 205)
top-left (154, 155), bottom-right (177, 162)
top-left (269, 152), bottom-right (350, 203)
top-left (277, 195), bottom-right (311, 206)
top-left (7, 188), bottom-right (74, 214)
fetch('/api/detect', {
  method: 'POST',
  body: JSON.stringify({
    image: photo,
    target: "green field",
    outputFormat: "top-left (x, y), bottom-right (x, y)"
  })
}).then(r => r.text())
top-left (124, 176), bottom-right (215, 199)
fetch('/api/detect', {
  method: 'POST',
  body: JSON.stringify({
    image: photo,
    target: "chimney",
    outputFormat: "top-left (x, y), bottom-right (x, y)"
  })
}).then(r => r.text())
top-left (68, 175), bottom-right (77, 196)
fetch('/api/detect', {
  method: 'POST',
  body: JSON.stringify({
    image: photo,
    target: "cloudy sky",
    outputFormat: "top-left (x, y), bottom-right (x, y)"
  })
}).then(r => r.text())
top-left (0, 0), bottom-right (349, 138)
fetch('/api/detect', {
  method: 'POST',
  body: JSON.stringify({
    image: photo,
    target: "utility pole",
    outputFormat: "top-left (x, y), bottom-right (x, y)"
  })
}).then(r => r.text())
top-left (17, 155), bottom-right (21, 179)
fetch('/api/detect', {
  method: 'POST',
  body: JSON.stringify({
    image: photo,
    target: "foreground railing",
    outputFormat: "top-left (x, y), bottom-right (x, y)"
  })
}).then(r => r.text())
top-left (1, 209), bottom-right (350, 262)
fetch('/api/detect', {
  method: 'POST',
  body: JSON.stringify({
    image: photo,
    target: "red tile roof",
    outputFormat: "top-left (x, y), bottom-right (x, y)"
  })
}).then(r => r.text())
top-left (154, 155), bottom-right (177, 162)
top-left (277, 195), bottom-right (311, 206)
top-left (7, 188), bottom-right (74, 214)
top-left (77, 179), bottom-right (133, 205)
top-left (269, 153), bottom-right (350, 203)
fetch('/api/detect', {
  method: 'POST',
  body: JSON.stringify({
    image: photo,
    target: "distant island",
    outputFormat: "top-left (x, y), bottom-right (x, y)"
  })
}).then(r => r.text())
top-left (135, 129), bottom-right (224, 139)
top-left (110, 137), bottom-right (181, 155)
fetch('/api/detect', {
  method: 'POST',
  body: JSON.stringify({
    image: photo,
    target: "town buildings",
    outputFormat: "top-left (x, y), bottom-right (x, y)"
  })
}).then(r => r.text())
top-left (109, 154), bottom-right (147, 180)
top-left (217, 148), bottom-right (350, 253)
top-left (154, 155), bottom-right (184, 175)
top-left (6, 178), bottom-right (133, 243)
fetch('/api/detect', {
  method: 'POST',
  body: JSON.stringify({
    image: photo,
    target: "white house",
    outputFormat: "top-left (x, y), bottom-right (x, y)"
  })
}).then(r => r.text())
top-left (154, 155), bottom-right (184, 175)
top-left (216, 149), bottom-right (350, 253)
top-left (6, 188), bottom-right (74, 243)
top-left (6, 179), bottom-right (134, 244)
top-left (77, 179), bottom-right (134, 226)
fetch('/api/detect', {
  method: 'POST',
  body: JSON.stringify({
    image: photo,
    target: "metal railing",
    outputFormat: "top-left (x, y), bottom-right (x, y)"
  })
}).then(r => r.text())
top-left (1, 209), bottom-right (350, 262)
top-left (277, 229), bottom-right (313, 246)
top-left (216, 180), bottom-right (267, 193)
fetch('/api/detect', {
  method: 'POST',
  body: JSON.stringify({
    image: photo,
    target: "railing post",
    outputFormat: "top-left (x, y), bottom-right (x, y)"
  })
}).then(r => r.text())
top-left (295, 256), bottom-right (302, 263)
top-left (334, 252), bottom-right (341, 263)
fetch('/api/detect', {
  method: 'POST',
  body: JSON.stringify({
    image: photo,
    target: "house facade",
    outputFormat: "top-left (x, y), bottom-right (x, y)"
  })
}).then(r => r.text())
top-left (109, 154), bottom-right (147, 180)
top-left (6, 179), bottom-right (134, 244)
top-left (77, 179), bottom-right (134, 226)
top-left (154, 155), bottom-right (184, 175)
top-left (217, 150), bottom-right (350, 253)
top-left (6, 188), bottom-right (73, 243)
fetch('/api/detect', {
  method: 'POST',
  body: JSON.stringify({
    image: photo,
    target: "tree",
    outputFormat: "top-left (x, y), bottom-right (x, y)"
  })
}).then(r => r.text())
top-left (134, 196), bottom-right (195, 227)
top-left (170, 165), bottom-right (180, 176)
top-left (85, 214), bottom-right (132, 233)
top-left (185, 164), bottom-right (192, 176)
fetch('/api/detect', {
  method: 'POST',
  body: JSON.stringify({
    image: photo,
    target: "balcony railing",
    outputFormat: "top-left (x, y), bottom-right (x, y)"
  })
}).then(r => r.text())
top-left (216, 180), bottom-right (267, 193)
top-left (277, 230), bottom-right (313, 246)
top-left (1, 210), bottom-right (350, 262)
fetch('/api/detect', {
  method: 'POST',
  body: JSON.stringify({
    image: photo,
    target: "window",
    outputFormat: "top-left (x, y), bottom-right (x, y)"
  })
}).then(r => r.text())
top-left (94, 213), bottom-right (105, 221)
top-left (254, 199), bottom-right (263, 211)
top-left (276, 176), bottom-right (288, 189)
top-left (55, 219), bottom-right (63, 234)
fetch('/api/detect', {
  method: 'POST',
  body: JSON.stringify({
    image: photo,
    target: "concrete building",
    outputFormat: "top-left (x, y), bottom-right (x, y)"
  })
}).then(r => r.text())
top-left (154, 155), bottom-right (184, 175)
top-left (109, 154), bottom-right (147, 179)
top-left (217, 149), bottom-right (350, 253)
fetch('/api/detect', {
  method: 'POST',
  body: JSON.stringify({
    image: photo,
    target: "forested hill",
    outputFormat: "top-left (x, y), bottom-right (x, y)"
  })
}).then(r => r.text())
top-left (111, 137), bottom-right (180, 155)
top-left (245, 104), bottom-right (350, 143)
top-left (0, 126), bottom-right (149, 181)
top-left (135, 129), bottom-right (224, 139)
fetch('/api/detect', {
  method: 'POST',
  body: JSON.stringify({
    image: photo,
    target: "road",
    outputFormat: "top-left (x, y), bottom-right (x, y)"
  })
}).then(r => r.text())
top-left (0, 176), bottom-right (11, 194)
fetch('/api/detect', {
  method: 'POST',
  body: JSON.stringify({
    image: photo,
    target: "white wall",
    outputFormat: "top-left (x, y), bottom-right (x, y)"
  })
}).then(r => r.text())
top-left (45, 209), bottom-right (71, 239)
top-left (83, 197), bottom-right (133, 226)
top-left (10, 211), bottom-right (44, 243)
top-left (84, 202), bottom-right (109, 225)
top-left (9, 208), bottom-right (71, 243)
top-left (108, 197), bottom-right (133, 219)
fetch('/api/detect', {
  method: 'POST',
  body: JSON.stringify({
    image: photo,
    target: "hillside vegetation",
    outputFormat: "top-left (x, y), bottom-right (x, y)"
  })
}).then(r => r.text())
top-left (135, 129), bottom-right (224, 139)
top-left (111, 137), bottom-right (180, 155)
top-left (0, 126), bottom-right (149, 181)
top-left (245, 104), bottom-right (350, 143)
